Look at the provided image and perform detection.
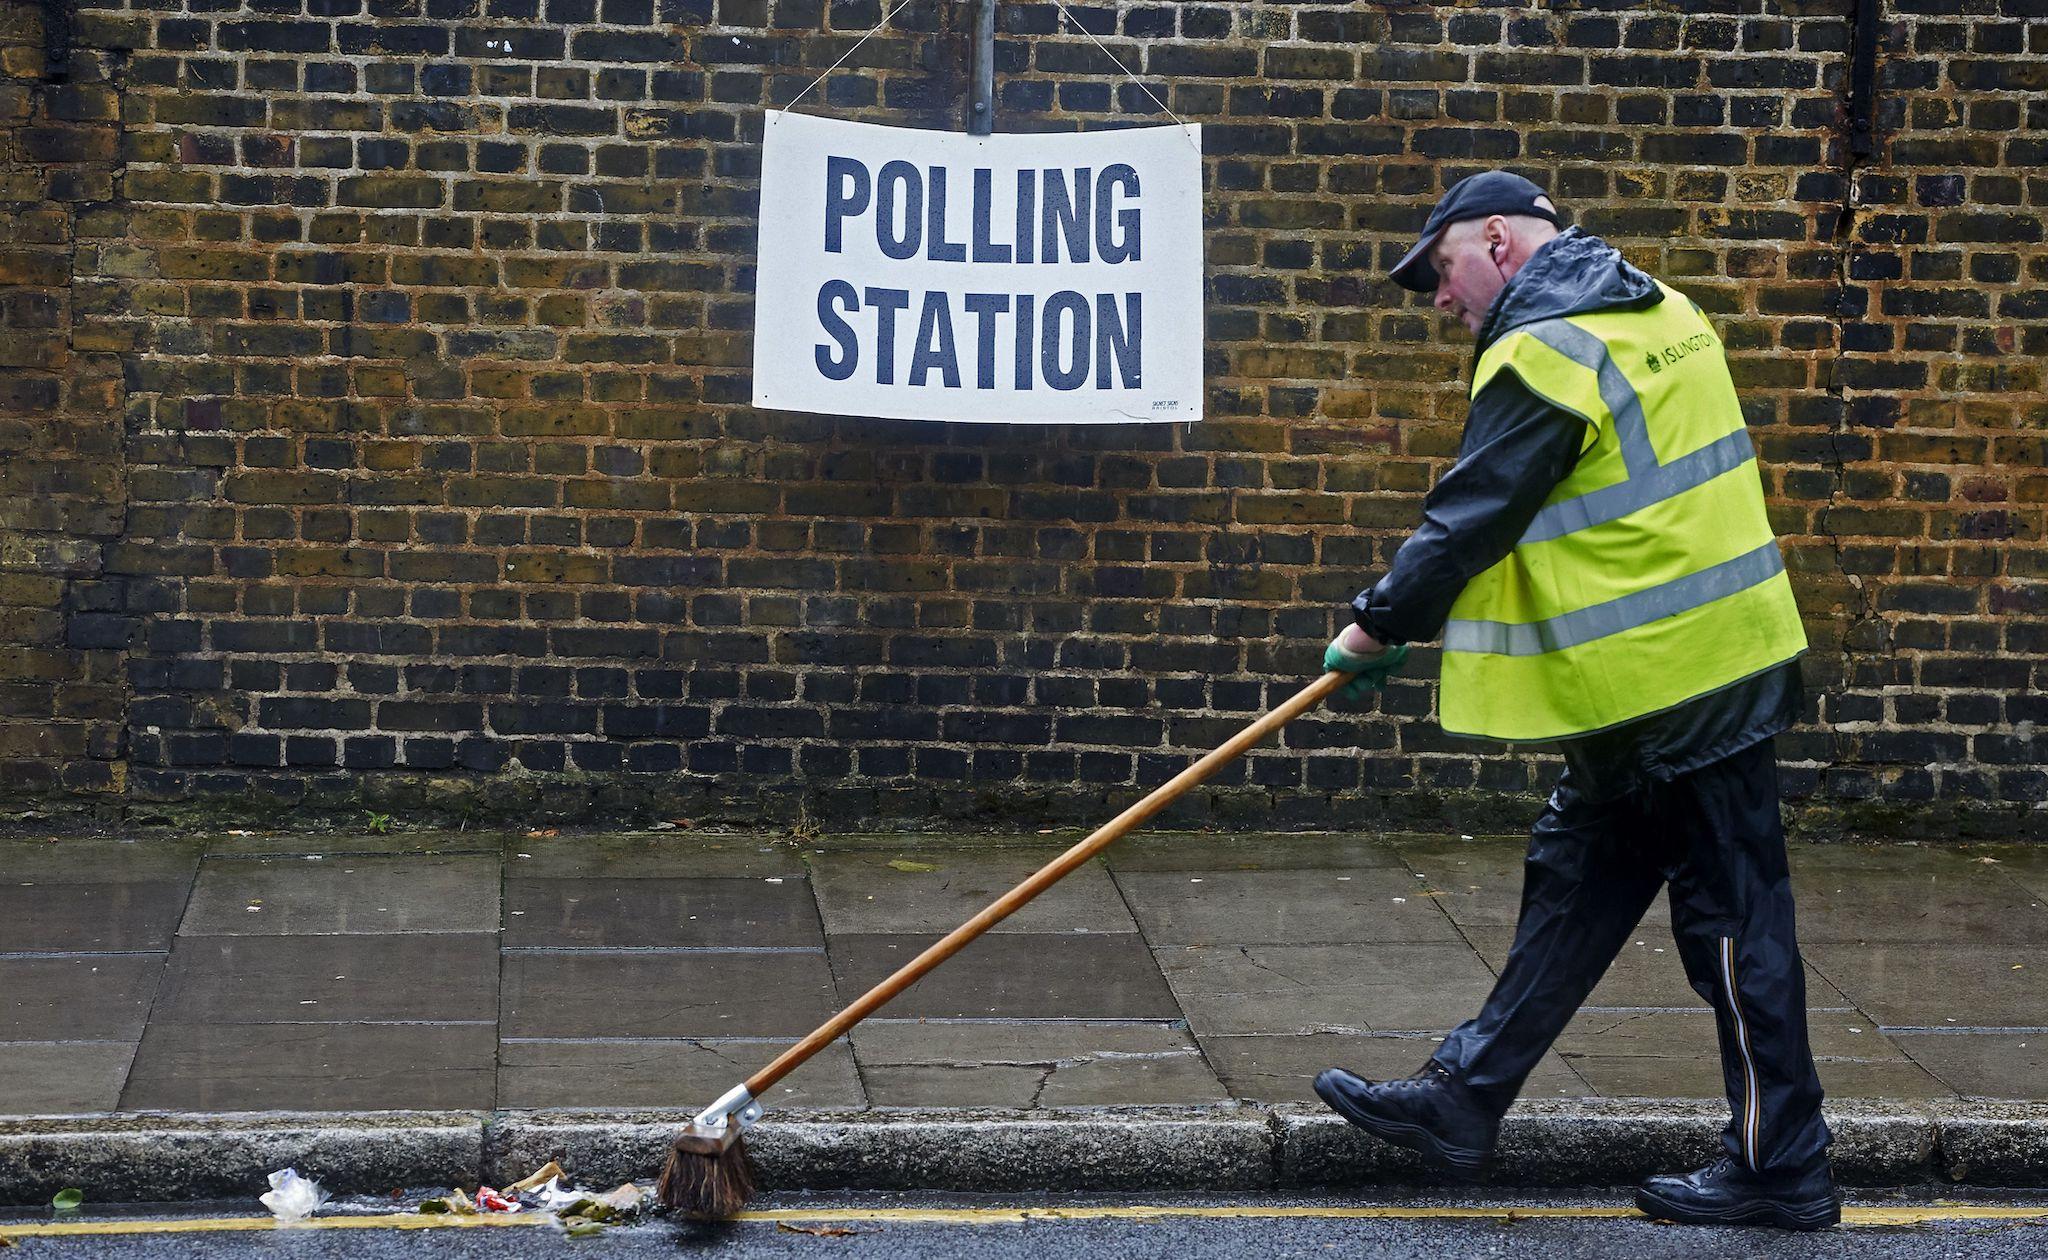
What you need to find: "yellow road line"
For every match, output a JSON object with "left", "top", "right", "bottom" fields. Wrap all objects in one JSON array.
[
  {"left": 0, "top": 1212, "right": 556, "bottom": 1239},
  {"left": 3, "top": 1202, "right": 2044, "bottom": 1240},
  {"left": 1848, "top": 1206, "right": 2048, "bottom": 1227},
  {"left": 740, "top": 1204, "right": 2048, "bottom": 1227},
  {"left": 749, "top": 1206, "right": 1648, "bottom": 1224}
]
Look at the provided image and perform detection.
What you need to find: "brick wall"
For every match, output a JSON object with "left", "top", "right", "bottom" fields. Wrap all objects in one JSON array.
[
  {"left": 0, "top": 0, "right": 127, "bottom": 817},
  {"left": 6, "top": 0, "right": 2042, "bottom": 837}
]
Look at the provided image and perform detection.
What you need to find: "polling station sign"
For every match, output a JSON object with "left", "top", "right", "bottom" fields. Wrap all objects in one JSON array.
[{"left": 752, "top": 111, "right": 1203, "bottom": 424}]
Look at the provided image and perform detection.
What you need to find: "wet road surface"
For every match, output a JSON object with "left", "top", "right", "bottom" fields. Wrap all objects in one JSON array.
[{"left": 7, "top": 1189, "right": 2048, "bottom": 1259}]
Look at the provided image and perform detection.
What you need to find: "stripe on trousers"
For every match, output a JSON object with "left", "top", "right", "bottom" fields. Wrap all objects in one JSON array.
[{"left": 1721, "top": 936, "right": 1761, "bottom": 1172}]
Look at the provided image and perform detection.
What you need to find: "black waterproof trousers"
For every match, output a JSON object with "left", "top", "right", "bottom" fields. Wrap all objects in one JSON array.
[{"left": 1431, "top": 736, "right": 1832, "bottom": 1176}]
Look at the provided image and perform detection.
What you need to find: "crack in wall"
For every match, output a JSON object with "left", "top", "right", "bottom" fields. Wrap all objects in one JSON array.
[{"left": 1819, "top": 0, "right": 1896, "bottom": 698}]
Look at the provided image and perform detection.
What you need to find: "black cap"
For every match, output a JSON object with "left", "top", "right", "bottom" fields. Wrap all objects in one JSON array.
[{"left": 1389, "top": 172, "right": 1562, "bottom": 292}]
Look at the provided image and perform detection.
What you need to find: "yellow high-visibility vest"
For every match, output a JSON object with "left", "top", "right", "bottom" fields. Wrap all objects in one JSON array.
[{"left": 1439, "top": 282, "right": 1807, "bottom": 742}]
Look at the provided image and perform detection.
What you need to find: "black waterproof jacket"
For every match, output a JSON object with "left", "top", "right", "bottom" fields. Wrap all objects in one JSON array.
[{"left": 1349, "top": 228, "right": 1802, "bottom": 802}]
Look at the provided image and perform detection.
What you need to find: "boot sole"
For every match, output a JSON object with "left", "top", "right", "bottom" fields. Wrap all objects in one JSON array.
[
  {"left": 1634, "top": 1185, "right": 1841, "bottom": 1232},
  {"left": 1312, "top": 1074, "right": 1490, "bottom": 1180}
]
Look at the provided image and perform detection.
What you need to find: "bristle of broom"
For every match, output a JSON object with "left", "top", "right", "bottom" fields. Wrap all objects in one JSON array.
[{"left": 656, "top": 1133, "right": 756, "bottom": 1220}]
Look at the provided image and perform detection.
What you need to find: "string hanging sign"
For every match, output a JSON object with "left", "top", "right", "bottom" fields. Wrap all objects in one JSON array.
[{"left": 753, "top": 111, "right": 1204, "bottom": 424}]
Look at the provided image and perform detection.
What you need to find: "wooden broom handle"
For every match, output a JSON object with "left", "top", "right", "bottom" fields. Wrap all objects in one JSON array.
[{"left": 745, "top": 668, "right": 1351, "bottom": 1096}]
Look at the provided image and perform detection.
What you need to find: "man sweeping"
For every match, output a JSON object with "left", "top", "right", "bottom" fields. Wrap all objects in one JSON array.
[{"left": 1314, "top": 172, "right": 1838, "bottom": 1231}]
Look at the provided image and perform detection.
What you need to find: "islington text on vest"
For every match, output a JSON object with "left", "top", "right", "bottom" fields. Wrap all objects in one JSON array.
[{"left": 812, "top": 158, "right": 1144, "bottom": 392}]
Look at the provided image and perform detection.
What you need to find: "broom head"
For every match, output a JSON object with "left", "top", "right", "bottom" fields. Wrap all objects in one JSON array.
[{"left": 656, "top": 1117, "right": 757, "bottom": 1220}]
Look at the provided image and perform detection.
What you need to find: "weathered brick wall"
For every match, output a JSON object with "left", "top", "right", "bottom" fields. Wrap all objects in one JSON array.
[
  {"left": 0, "top": 0, "right": 127, "bottom": 816},
  {"left": 10, "top": 0, "right": 2044, "bottom": 836}
]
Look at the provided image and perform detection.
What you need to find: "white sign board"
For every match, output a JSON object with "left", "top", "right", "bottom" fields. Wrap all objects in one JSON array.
[{"left": 753, "top": 111, "right": 1203, "bottom": 424}]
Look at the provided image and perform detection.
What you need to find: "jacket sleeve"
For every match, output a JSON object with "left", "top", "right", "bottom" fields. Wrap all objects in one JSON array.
[{"left": 1349, "top": 371, "right": 1591, "bottom": 646}]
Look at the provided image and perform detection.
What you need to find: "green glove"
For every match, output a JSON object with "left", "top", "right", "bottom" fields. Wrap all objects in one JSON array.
[{"left": 1323, "top": 640, "right": 1410, "bottom": 702}]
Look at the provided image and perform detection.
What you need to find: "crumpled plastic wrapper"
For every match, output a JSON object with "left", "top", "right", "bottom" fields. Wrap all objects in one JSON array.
[
  {"left": 259, "top": 1168, "right": 329, "bottom": 1222},
  {"left": 475, "top": 1187, "right": 521, "bottom": 1213}
]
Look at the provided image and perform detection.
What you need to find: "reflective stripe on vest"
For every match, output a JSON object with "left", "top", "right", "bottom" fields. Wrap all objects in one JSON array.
[
  {"left": 1511, "top": 317, "right": 1759, "bottom": 544},
  {"left": 1443, "top": 540, "right": 1786, "bottom": 657},
  {"left": 1517, "top": 318, "right": 1658, "bottom": 478},
  {"left": 1520, "top": 428, "right": 1756, "bottom": 544}
]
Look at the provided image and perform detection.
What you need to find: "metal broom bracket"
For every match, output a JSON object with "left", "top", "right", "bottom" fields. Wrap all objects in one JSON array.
[{"left": 694, "top": 1083, "right": 764, "bottom": 1135}]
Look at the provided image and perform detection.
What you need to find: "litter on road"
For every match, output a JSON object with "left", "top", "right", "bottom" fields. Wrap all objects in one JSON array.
[{"left": 257, "top": 1169, "right": 326, "bottom": 1222}]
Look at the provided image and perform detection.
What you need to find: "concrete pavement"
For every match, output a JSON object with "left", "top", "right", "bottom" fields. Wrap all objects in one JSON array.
[{"left": 2, "top": 827, "right": 2046, "bottom": 1202}]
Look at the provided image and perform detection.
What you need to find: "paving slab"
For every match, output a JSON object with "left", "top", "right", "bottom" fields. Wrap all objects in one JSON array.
[
  {"left": 496, "top": 1037, "right": 863, "bottom": 1110},
  {"left": 1390, "top": 834, "right": 1676, "bottom": 930},
  {"left": 827, "top": 932, "right": 1180, "bottom": 1020},
  {"left": 505, "top": 834, "right": 808, "bottom": 879},
  {"left": 0, "top": 1043, "right": 135, "bottom": 1115},
  {"left": 179, "top": 853, "right": 500, "bottom": 935},
  {"left": 810, "top": 832, "right": 1065, "bottom": 850},
  {"left": 1808, "top": 1059, "right": 1963, "bottom": 1099},
  {"left": 0, "top": 837, "right": 202, "bottom": 881},
  {"left": 1803, "top": 942, "right": 2048, "bottom": 1029},
  {"left": 1564, "top": 1049, "right": 1957, "bottom": 1101},
  {"left": 121, "top": 1021, "right": 497, "bottom": 1111},
  {"left": 849, "top": 1019, "right": 1227, "bottom": 1108},
  {"left": 0, "top": 954, "right": 163, "bottom": 1041},
  {"left": 1113, "top": 866, "right": 1467, "bottom": 946},
  {"left": 1891, "top": 1032, "right": 2048, "bottom": 1101},
  {"left": 1556, "top": 1008, "right": 1913, "bottom": 1062},
  {"left": 808, "top": 848, "right": 1133, "bottom": 935},
  {"left": 1199, "top": 1031, "right": 1585, "bottom": 1103},
  {"left": 1554, "top": 1010, "right": 1955, "bottom": 1100},
  {"left": 1102, "top": 832, "right": 1409, "bottom": 872},
  {"left": 0, "top": 839, "right": 199, "bottom": 958},
  {"left": 1465, "top": 926, "right": 1702, "bottom": 1008},
  {"left": 1972, "top": 845, "right": 2048, "bottom": 903},
  {"left": 153, "top": 933, "right": 497, "bottom": 1024},
  {"left": 0, "top": 882, "right": 190, "bottom": 952},
  {"left": 1792, "top": 842, "right": 2048, "bottom": 945},
  {"left": 503, "top": 875, "right": 824, "bottom": 948},
  {"left": 1463, "top": 925, "right": 1859, "bottom": 1011},
  {"left": 500, "top": 948, "right": 840, "bottom": 1038},
  {"left": 198, "top": 830, "right": 504, "bottom": 857},
  {"left": 1155, "top": 942, "right": 1502, "bottom": 1036}
]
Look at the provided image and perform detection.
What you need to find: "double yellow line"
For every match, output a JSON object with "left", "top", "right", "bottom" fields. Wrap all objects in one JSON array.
[
  {"left": 748, "top": 1204, "right": 2048, "bottom": 1228},
  {"left": 5, "top": 1202, "right": 2046, "bottom": 1239},
  {"left": 0, "top": 1212, "right": 557, "bottom": 1239}
]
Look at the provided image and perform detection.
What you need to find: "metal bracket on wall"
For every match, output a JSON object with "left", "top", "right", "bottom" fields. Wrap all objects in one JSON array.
[
  {"left": 39, "top": 0, "right": 71, "bottom": 82},
  {"left": 968, "top": 0, "right": 996, "bottom": 135}
]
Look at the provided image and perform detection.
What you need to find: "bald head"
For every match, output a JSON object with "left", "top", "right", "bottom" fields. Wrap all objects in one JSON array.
[{"left": 1428, "top": 214, "right": 1561, "bottom": 334}]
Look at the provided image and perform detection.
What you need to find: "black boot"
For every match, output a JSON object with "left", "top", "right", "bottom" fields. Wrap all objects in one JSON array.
[
  {"left": 1312, "top": 1062, "right": 1498, "bottom": 1179},
  {"left": 1635, "top": 1156, "right": 1841, "bottom": 1231}
]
